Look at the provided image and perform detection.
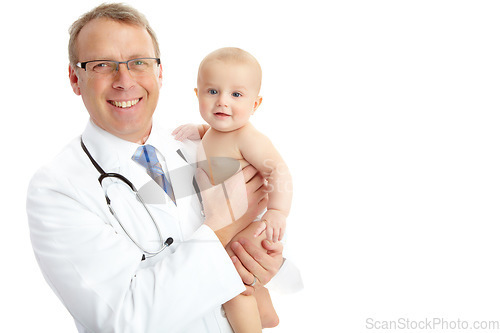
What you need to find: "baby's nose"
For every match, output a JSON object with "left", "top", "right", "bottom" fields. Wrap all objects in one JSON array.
[{"left": 216, "top": 95, "right": 229, "bottom": 107}]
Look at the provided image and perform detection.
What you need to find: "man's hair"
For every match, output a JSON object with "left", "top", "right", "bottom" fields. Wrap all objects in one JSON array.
[{"left": 68, "top": 3, "right": 160, "bottom": 65}]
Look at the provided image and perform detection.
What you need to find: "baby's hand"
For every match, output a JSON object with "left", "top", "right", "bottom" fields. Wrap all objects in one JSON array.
[
  {"left": 254, "top": 209, "right": 287, "bottom": 242},
  {"left": 172, "top": 124, "right": 202, "bottom": 141}
]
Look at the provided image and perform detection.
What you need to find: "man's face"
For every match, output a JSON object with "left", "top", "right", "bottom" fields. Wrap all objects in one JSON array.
[{"left": 69, "top": 18, "right": 162, "bottom": 143}]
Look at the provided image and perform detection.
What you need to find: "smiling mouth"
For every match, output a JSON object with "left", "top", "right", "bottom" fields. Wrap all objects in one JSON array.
[
  {"left": 215, "top": 112, "right": 230, "bottom": 117},
  {"left": 109, "top": 98, "right": 141, "bottom": 108}
]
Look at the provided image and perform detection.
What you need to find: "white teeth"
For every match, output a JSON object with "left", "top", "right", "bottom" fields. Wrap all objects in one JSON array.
[{"left": 111, "top": 99, "right": 140, "bottom": 108}]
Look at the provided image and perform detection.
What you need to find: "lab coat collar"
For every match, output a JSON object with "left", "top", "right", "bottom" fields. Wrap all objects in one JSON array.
[{"left": 81, "top": 120, "right": 141, "bottom": 173}]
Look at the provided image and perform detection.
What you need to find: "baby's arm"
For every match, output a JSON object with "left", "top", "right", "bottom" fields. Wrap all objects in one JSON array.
[
  {"left": 238, "top": 126, "right": 293, "bottom": 242},
  {"left": 172, "top": 123, "right": 210, "bottom": 141}
]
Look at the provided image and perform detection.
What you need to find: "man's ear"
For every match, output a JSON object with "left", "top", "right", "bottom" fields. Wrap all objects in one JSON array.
[
  {"left": 69, "top": 64, "right": 81, "bottom": 96},
  {"left": 252, "top": 96, "right": 263, "bottom": 114},
  {"left": 194, "top": 88, "right": 198, "bottom": 97},
  {"left": 158, "top": 64, "right": 163, "bottom": 88}
]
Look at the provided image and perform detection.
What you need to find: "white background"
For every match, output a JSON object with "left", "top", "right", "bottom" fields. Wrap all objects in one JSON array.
[{"left": 2, "top": 0, "right": 500, "bottom": 332}]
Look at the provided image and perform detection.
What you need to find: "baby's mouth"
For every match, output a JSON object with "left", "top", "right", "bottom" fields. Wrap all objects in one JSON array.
[{"left": 109, "top": 98, "right": 141, "bottom": 108}]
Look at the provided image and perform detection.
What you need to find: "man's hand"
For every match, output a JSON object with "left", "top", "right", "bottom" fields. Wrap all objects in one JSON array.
[
  {"left": 196, "top": 167, "right": 247, "bottom": 229},
  {"left": 230, "top": 236, "right": 284, "bottom": 295},
  {"left": 197, "top": 165, "right": 268, "bottom": 245}
]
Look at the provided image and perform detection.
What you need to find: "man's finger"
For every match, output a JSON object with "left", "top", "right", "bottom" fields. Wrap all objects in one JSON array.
[
  {"left": 230, "top": 240, "right": 266, "bottom": 281},
  {"left": 231, "top": 256, "right": 255, "bottom": 286},
  {"left": 241, "top": 165, "right": 258, "bottom": 183},
  {"left": 246, "top": 181, "right": 268, "bottom": 210},
  {"left": 246, "top": 174, "right": 266, "bottom": 195},
  {"left": 231, "top": 256, "right": 256, "bottom": 296}
]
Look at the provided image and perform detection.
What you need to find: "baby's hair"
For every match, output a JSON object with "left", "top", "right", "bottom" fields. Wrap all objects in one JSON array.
[
  {"left": 205, "top": 47, "right": 258, "bottom": 64},
  {"left": 198, "top": 47, "right": 262, "bottom": 92}
]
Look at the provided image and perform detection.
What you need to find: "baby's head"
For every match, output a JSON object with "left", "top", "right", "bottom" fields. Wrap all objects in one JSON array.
[{"left": 195, "top": 47, "right": 263, "bottom": 132}]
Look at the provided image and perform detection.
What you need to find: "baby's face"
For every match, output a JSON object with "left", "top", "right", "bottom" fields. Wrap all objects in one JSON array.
[{"left": 196, "top": 59, "right": 262, "bottom": 132}]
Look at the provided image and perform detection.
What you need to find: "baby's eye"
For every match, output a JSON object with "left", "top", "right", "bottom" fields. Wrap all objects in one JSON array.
[
  {"left": 232, "top": 92, "right": 242, "bottom": 97},
  {"left": 208, "top": 89, "right": 218, "bottom": 95}
]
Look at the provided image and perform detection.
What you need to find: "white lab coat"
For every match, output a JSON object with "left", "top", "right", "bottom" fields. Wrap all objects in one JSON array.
[{"left": 27, "top": 120, "right": 247, "bottom": 332}]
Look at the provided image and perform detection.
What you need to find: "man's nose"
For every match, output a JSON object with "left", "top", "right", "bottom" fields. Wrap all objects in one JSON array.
[{"left": 112, "top": 63, "right": 135, "bottom": 90}]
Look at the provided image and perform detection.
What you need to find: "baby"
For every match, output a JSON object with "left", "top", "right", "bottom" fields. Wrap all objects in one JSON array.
[{"left": 173, "top": 47, "right": 292, "bottom": 332}]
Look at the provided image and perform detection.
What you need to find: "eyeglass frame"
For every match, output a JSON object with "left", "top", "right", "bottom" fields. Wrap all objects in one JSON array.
[{"left": 76, "top": 57, "right": 161, "bottom": 73}]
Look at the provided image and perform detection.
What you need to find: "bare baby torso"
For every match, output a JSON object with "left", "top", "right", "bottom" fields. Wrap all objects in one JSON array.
[{"left": 198, "top": 127, "right": 250, "bottom": 185}]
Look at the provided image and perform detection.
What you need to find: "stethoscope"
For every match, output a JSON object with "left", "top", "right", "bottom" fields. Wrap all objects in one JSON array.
[{"left": 81, "top": 137, "right": 173, "bottom": 260}]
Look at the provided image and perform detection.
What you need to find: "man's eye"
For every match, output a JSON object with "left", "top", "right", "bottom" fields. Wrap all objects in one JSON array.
[
  {"left": 132, "top": 60, "right": 145, "bottom": 66},
  {"left": 94, "top": 62, "right": 111, "bottom": 68},
  {"left": 90, "top": 62, "right": 114, "bottom": 72},
  {"left": 209, "top": 89, "right": 218, "bottom": 95},
  {"left": 232, "top": 92, "right": 242, "bottom": 97}
]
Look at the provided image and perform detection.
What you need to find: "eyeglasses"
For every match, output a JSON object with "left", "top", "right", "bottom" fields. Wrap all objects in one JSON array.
[{"left": 76, "top": 57, "right": 161, "bottom": 76}]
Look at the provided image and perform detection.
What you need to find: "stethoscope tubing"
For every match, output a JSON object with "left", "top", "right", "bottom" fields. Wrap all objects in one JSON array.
[{"left": 80, "top": 137, "right": 173, "bottom": 258}]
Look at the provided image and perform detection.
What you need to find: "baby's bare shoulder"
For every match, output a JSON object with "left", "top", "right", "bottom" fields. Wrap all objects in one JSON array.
[{"left": 236, "top": 123, "right": 267, "bottom": 141}]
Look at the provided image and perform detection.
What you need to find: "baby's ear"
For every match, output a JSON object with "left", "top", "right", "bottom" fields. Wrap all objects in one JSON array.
[
  {"left": 252, "top": 96, "right": 263, "bottom": 113},
  {"left": 194, "top": 88, "right": 198, "bottom": 97}
]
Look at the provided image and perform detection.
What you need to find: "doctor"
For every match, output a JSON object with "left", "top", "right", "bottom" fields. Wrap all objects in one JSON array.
[{"left": 27, "top": 3, "right": 300, "bottom": 332}]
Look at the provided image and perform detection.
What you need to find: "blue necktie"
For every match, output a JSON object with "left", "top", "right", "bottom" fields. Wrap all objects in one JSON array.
[{"left": 132, "top": 145, "right": 176, "bottom": 204}]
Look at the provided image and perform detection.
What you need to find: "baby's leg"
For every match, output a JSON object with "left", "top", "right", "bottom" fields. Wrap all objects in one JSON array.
[
  {"left": 255, "top": 287, "right": 279, "bottom": 328},
  {"left": 223, "top": 293, "right": 261, "bottom": 332},
  {"left": 223, "top": 222, "right": 279, "bottom": 331},
  {"left": 224, "top": 230, "right": 261, "bottom": 333}
]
